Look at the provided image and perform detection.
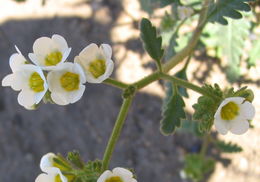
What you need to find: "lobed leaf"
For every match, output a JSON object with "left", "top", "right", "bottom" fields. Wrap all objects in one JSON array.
[
  {"left": 160, "top": 83, "right": 186, "bottom": 135},
  {"left": 215, "top": 140, "right": 243, "bottom": 153},
  {"left": 207, "top": 0, "right": 253, "bottom": 25},
  {"left": 140, "top": 18, "right": 164, "bottom": 69}
]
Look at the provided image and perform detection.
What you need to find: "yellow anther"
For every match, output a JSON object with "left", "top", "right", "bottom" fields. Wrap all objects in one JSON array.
[
  {"left": 29, "top": 72, "right": 44, "bottom": 92},
  {"left": 88, "top": 59, "right": 106, "bottom": 78},
  {"left": 45, "top": 51, "right": 62, "bottom": 66},
  {"left": 220, "top": 101, "right": 239, "bottom": 120},
  {"left": 105, "top": 176, "right": 123, "bottom": 182},
  {"left": 60, "top": 72, "right": 80, "bottom": 91}
]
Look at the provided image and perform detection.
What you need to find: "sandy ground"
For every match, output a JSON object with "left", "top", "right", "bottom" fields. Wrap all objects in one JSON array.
[{"left": 0, "top": 0, "right": 259, "bottom": 182}]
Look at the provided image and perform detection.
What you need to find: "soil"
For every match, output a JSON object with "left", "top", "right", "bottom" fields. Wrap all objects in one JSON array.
[{"left": 0, "top": 0, "right": 259, "bottom": 182}]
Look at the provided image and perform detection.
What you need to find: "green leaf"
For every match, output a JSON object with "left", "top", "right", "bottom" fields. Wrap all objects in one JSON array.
[
  {"left": 215, "top": 140, "right": 243, "bottom": 153},
  {"left": 247, "top": 38, "right": 260, "bottom": 68},
  {"left": 175, "top": 64, "right": 189, "bottom": 98},
  {"left": 184, "top": 154, "right": 215, "bottom": 182},
  {"left": 160, "top": 83, "right": 186, "bottom": 135},
  {"left": 207, "top": 0, "right": 253, "bottom": 25},
  {"left": 67, "top": 151, "right": 85, "bottom": 169},
  {"left": 220, "top": 18, "right": 250, "bottom": 82},
  {"left": 192, "top": 84, "right": 223, "bottom": 132},
  {"left": 140, "top": 18, "right": 164, "bottom": 70}
]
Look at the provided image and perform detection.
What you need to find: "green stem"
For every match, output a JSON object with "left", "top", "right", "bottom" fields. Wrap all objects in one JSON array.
[
  {"left": 104, "top": 78, "right": 129, "bottom": 89},
  {"left": 160, "top": 73, "right": 220, "bottom": 100},
  {"left": 132, "top": 72, "right": 161, "bottom": 90},
  {"left": 101, "top": 97, "right": 133, "bottom": 171},
  {"left": 162, "top": 0, "right": 210, "bottom": 73},
  {"left": 200, "top": 134, "right": 210, "bottom": 157}
]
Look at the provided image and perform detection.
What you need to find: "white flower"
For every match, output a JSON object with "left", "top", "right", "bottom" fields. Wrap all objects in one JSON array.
[
  {"left": 40, "top": 153, "right": 58, "bottom": 173},
  {"left": 214, "top": 97, "right": 255, "bottom": 135},
  {"left": 97, "top": 167, "right": 137, "bottom": 182},
  {"left": 47, "top": 62, "right": 86, "bottom": 105},
  {"left": 2, "top": 46, "right": 27, "bottom": 90},
  {"left": 2, "top": 64, "right": 48, "bottom": 108},
  {"left": 35, "top": 168, "right": 67, "bottom": 182},
  {"left": 29, "top": 34, "right": 71, "bottom": 70},
  {"left": 74, "top": 43, "right": 114, "bottom": 83},
  {"left": 177, "top": 6, "right": 194, "bottom": 20}
]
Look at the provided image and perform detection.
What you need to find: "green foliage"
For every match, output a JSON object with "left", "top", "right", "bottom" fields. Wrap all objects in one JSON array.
[
  {"left": 140, "top": 0, "right": 180, "bottom": 14},
  {"left": 220, "top": 18, "right": 250, "bottom": 82},
  {"left": 67, "top": 151, "right": 85, "bottom": 169},
  {"left": 207, "top": 0, "right": 253, "bottom": 25},
  {"left": 247, "top": 37, "right": 260, "bottom": 68},
  {"left": 192, "top": 84, "right": 223, "bottom": 132},
  {"left": 175, "top": 62, "right": 189, "bottom": 98},
  {"left": 75, "top": 160, "right": 102, "bottom": 182},
  {"left": 160, "top": 83, "right": 186, "bottom": 135},
  {"left": 161, "top": 12, "right": 176, "bottom": 32},
  {"left": 224, "top": 86, "right": 254, "bottom": 102},
  {"left": 215, "top": 140, "right": 243, "bottom": 153},
  {"left": 202, "top": 18, "right": 250, "bottom": 82},
  {"left": 184, "top": 154, "right": 215, "bottom": 182},
  {"left": 178, "top": 119, "right": 204, "bottom": 137},
  {"left": 140, "top": 18, "right": 164, "bottom": 70}
]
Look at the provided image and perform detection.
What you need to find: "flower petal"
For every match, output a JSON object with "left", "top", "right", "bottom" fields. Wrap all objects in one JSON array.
[
  {"left": 100, "top": 44, "right": 112, "bottom": 59},
  {"left": 9, "top": 52, "right": 26, "bottom": 72},
  {"left": 230, "top": 119, "right": 249, "bottom": 135},
  {"left": 51, "top": 92, "right": 69, "bottom": 106},
  {"left": 79, "top": 43, "right": 99, "bottom": 60},
  {"left": 18, "top": 90, "right": 35, "bottom": 108},
  {"left": 113, "top": 167, "right": 133, "bottom": 178},
  {"left": 33, "top": 37, "right": 58, "bottom": 56},
  {"left": 52, "top": 34, "right": 69, "bottom": 52},
  {"left": 35, "top": 173, "right": 54, "bottom": 182},
  {"left": 40, "top": 153, "right": 56, "bottom": 172},
  {"left": 97, "top": 170, "right": 113, "bottom": 182},
  {"left": 214, "top": 118, "right": 229, "bottom": 135},
  {"left": 240, "top": 101, "right": 255, "bottom": 120},
  {"left": 67, "top": 85, "right": 85, "bottom": 104}
]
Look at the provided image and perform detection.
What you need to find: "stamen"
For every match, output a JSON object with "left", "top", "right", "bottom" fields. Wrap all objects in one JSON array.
[
  {"left": 60, "top": 72, "right": 80, "bottom": 91},
  {"left": 220, "top": 101, "right": 239, "bottom": 120},
  {"left": 45, "top": 51, "right": 62, "bottom": 66},
  {"left": 88, "top": 59, "right": 106, "bottom": 78},
  {"left": 29, "top": 72, "right": 44, "bottom": 92},
  {"left": 105, "top": 176, "right": 123, "bottom": 182}
]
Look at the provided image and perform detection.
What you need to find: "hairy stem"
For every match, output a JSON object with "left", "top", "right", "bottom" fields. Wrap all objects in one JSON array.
[
  {"left": 101, "top": 97, "right": 133, "bottom": 171},
  {"left": 104, "top": 78, "right": 129, "bottom": 89},
  {"left": 160, "top": 73, "right": 220, "bottom": 100}
]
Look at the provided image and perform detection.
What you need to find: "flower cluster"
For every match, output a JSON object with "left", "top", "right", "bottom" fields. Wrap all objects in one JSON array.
[
  {"left": 35, "top": 153, "right": 137, "bottom": 182},
  {"left": 2, "top": 35, "right": 114, "bottom": 109}
]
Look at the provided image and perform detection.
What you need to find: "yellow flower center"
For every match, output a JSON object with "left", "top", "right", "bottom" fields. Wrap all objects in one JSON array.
[
  {"left": 220, "top": 101, "right": 239, "bottom": 120},
  {"left": 29, "top": 72, "right": 44, "bottom": 92},
  {"left": 88, "top": 59, "right": 106, "bottom": 78},
  {"left": 105, "top": 176, "right": 123, "bottom": 182},
  {"left": 55, "top": 175, "right": 62, "bottom": 182},
  {"left": 45, "top": 51, "right": 62, "bottom": 66},
  {"left": 60, "top": 72, "right": 80, "bottom": 91}
]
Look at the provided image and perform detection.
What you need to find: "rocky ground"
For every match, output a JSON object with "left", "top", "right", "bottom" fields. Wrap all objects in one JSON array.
[{"left": 0, "top": 0, "right": 259, "bottom": 182}]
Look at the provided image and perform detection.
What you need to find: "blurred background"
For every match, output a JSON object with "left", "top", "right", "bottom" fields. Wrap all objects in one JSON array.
[{"left": 0, "top": 0, "right": 259, "bottom": 182}]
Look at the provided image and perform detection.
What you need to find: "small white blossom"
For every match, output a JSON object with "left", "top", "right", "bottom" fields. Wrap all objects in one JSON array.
[
  {"left": 40, "top": 153, "right": 58, "bottom": 173},
  {"left": 177, "top": 6, "right": 194, "bottom": 20},
  {"left": 2, "top": 64, "right": 48, "bottom": 108},
  {"left": 29, "top": 34, "right": 71, "bottom": 70},
  {"left": 35, "top": 168, "right": 67, "bottom": 182},
  {"left": 2, "top": 46, "right": 27, "bottom": 90},
  {"left": 47, "top": 62, "right": 86, "bottom": 105},
  {"left": 74, "top": 43, "right": 114, "bottom": 83},
  {"left": 214, "top": 97, "right": 255, "bottom": 135},
  {"left": 98, "top": 167, "right": 137, "bottom": 182}
]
